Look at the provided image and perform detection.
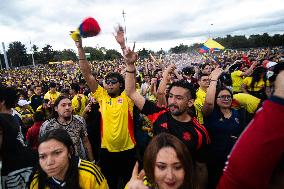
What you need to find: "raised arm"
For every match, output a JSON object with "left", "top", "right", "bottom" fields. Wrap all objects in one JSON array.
[
  {"left": 114, "top": 26, "right": 146, "bottom": 110},
  {"left": 202, "top": 68, "right": 223, "bottom": 117},
  {"left": 75, "top": 38, "right": 98, "bottom": 93},
  {"left": 156, "top": 64, "right": 175, "bottom": 107},
  {"left": 240, "top": 61, "right": 257, "bottom": 77}
]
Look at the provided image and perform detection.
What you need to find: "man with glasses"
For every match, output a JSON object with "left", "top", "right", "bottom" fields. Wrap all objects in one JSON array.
[{"left": 75, "top": 37, "right": 136, "bottom": 189}]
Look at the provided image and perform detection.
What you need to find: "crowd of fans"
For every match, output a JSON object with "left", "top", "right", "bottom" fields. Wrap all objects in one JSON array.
[{"left": 0, "top": 28, "right": 284, "bottom": 189}]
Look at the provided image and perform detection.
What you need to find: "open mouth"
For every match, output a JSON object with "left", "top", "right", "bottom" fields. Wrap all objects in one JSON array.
[{"left": 165, "top": 181, "right": 176, "bottom": 187}]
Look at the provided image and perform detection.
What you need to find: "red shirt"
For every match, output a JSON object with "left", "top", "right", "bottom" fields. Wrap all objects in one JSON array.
[
  {"left": 217, "top": 96, "right": 284, "bottom": 189},
  {"left": 26, "top": 121, "right": 43, "bottom": 150}
]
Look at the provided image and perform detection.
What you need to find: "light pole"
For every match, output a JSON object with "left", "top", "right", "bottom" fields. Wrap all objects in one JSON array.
[
  {"left": 209, "top": 23, "right": 213, "bottom": 38},
  {"left": 29, "top": 38, "right": 35, "bottom": 67},
  {"left": 122, "top": 10, "right": 127, "bottom": 43}
]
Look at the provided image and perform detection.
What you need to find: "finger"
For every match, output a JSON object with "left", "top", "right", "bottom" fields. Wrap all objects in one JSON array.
[
  {"left": 132, "top": 41, "right": 136, "bottom": 52},
  {"left": 131, "top": 161, "right": 139, "bottom": 179},
  {"left": 137, "top": 169, "right": 145, "bottom": 180},
  {"left": 118, "top": 25, "right": 124, "bottom": 32}
]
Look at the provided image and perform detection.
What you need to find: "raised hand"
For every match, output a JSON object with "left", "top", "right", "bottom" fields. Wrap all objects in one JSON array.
[
  {"left": 75, "top": 36, "right": 83, "bottom": 49},
  {"left": 126, "top": 162, "right": 148, "bottom": 189},
  {"left": 124, "top": 43, "right": 138, "bottom": 65},
  {"left": 114, "top": 24, "right": 126, "bottom": 47},
  {"left": 210, "top": 67, "right": 223, "bottom": 80}
]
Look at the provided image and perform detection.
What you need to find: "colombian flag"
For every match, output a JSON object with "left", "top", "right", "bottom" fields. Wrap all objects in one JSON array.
[{"left": 204, "top": 38, "right": 225, "bottom": 50}]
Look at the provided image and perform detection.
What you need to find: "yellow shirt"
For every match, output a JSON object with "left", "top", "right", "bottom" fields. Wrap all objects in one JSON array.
[
  {"left": 194, "top": 88, "right": 206, "bottom": 124},
  {"left": 44, "top": 91, "right": 61, "bottom": 103},
  {"left": 92, "top": 85, "right": 135, "bottom": 152},
  {"left": 233, "top": 93, "right": 261, "bottom": 113},
  {"left": 231, "top": 70, "right": 244, "bottom": 93},
  {"left": 243, "top": 77, "right": 269, "bottom": 92},
  {"left": 72, "top": 94, "right": 88, "bottom": 116},
  {"left": 29, "top": 159, "right": 109, "bottom": 189}
]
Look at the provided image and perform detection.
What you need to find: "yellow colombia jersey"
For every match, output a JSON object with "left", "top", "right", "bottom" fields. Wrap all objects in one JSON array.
[
  {"left": 233, "top": 93, "right": 261, "bottom": 114},
  {"left": 92, "top": 85, "right": 135, "bottom": 152},
  {"left": 194, "top": 88, "right": 206, "bottom": 124},
  {"left": 243, "top": 77, "right": 269, "bottom": 92},
  {"left": 72, "top": 94, "right": 88, "bottom": 116},
  {"left": 231, "top": 70, "right": 244, "bottom": 93},
  {"left": 44, "top": 91, "right": 61, "bottom": 103},
  {"left": 29, "top": 159, "right": 109, "bottom": 189}
]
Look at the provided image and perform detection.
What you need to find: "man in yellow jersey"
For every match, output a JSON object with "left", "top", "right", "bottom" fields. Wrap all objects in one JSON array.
[
  {"left": 70, "top": 83, "right": 88, "bottom": 116},
  {"left": 230, "top": 60, "right": 257, "bottom": 94},
  {"left": 194, "top": 73, "right": 210, "bottom": 124},
  {"left": 44, "top": 82, "right": 61, "bottom": 105},
  {"left": 75, "top": 37, "right": 136, "bottom": 189}
]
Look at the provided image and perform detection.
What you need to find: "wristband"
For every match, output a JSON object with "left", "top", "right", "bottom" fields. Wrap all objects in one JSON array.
[
  {"left": 210, "top": 79, "right": 218, "bottom": 82},
  {"left": 126, "top": 70, "right": 136, "bottom": 73},
  {"left": 79, "top": 58, "right": 86, "bottom": 61},
  {"left": 121, "top": 46, "right": 126, "bottom": 50}
]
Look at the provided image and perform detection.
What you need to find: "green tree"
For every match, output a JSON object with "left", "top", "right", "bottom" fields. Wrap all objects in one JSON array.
[
  {"left": 105, "top": 49, "right": 122, "bottom": 60},
  {"left": 7, "top": 41, "right": 29, "bottom": 67},
  {"left": 38, "top": 44, "right": 55, "bottom": 64},
  {"left": 137, "top": 48, "right": 153, "bottom": 60},
  {"left": 169, "top": 44, "right": 190, "bottom": 53},
  {"left": 61, "top": 49, "right": 77, "bottom": 61}
]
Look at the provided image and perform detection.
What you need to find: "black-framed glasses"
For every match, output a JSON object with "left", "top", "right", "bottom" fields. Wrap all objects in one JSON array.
[
  {"left": 105, "top": 79, "right": 119, "bottom": 85},
  {"left": 217, "top": 95, "right": 232, "bottom": 100}
]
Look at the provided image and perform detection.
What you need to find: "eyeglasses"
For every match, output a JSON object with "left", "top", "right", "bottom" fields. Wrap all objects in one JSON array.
[
  {"left": 217, "top": 95, "right": 232, "bottom": 100},
  {"left": 105, "top": 79, "right": 119, "bottom": 85}
]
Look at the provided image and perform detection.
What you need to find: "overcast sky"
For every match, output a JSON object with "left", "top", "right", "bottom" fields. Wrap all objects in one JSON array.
[{"left": 1, "top": 0, "right": 284, "bottom": 53}]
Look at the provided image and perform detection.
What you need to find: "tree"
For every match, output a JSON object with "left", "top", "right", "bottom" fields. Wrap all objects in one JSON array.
[
  {"left": 137, "top": 48, "right": 153, "bottom": 60},
  {"left": 38, "top": 44, "right": 55, "bottom": 64},
  {"left": 105, "top": 49, "right": 122, "bottom": 60},
  {"left": 61, "top": 49, "right": 77, "bottom": 61},
  {"left": 169, "top": 44, "right": 190, "bottom": 54},
  {"left": 83, "top": 46, "right": 104, "bottom": 61},
  {"left": 7, "top": 41, "right": 29, "bottom": 67}
]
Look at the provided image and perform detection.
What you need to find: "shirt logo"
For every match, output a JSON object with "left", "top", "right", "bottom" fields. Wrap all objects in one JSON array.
[
  {"left": 235, "top": 118, "right": 240, "bottom": 124},
  {"left": 117, "top": 98, "right": 123, "bottom": 104},
  {"left": 160, "top": 122, "right": 168, "bottom": 129},
  {"left": 183, "top": 132, "right": 192, "bottom": 141}
]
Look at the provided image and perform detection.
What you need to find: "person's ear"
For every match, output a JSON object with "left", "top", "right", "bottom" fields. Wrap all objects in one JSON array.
[
  {"left": 54, "top": 106, "right": 58, "bottom": 112},
  {"left": 188, "top": 99, "right": 194, "bottom": 108}
]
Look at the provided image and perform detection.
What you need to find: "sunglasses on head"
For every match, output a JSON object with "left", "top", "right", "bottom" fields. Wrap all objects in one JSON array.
[{"left": 105, "top": 79, "right": 119, "bottom": 85}]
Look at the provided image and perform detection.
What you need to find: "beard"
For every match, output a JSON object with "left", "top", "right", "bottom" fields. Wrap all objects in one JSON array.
[{"left": 168, "top": 104, "right": 185, "bottom": 116}]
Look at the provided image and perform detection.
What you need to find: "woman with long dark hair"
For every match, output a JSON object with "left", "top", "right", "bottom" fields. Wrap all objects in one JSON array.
[
  {"left": 241, "top": 66, "right": 268, "bottom": 101},
  {"left": 202, "top": 68, "right": 244, "bottom": 189},
  {"left": 29, "top": 128, "right": 109, "bottom": 189}
]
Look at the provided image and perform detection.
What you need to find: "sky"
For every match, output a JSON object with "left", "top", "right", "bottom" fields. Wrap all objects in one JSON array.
[{"left": 1, "top": 0, "right": 284, "bottom": 53}]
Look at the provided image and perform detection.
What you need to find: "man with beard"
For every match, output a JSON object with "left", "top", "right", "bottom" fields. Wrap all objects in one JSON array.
[
  {"left": 117, "top": 30, "right": 210, "bottom": 189},
  {"left": 75, "top": 37, "right": 136, "bottom": 189},
  {"left": 39, "top": 95, "right": 94, "bottom": 161}
]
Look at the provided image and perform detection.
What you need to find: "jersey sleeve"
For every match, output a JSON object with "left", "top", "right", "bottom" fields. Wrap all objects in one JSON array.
[
  {"left": 91, "top": 85, "right": 108, "bottom": 101},
  {"left": 79, "top": 159, "right": 109, "bottom": 189}
]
